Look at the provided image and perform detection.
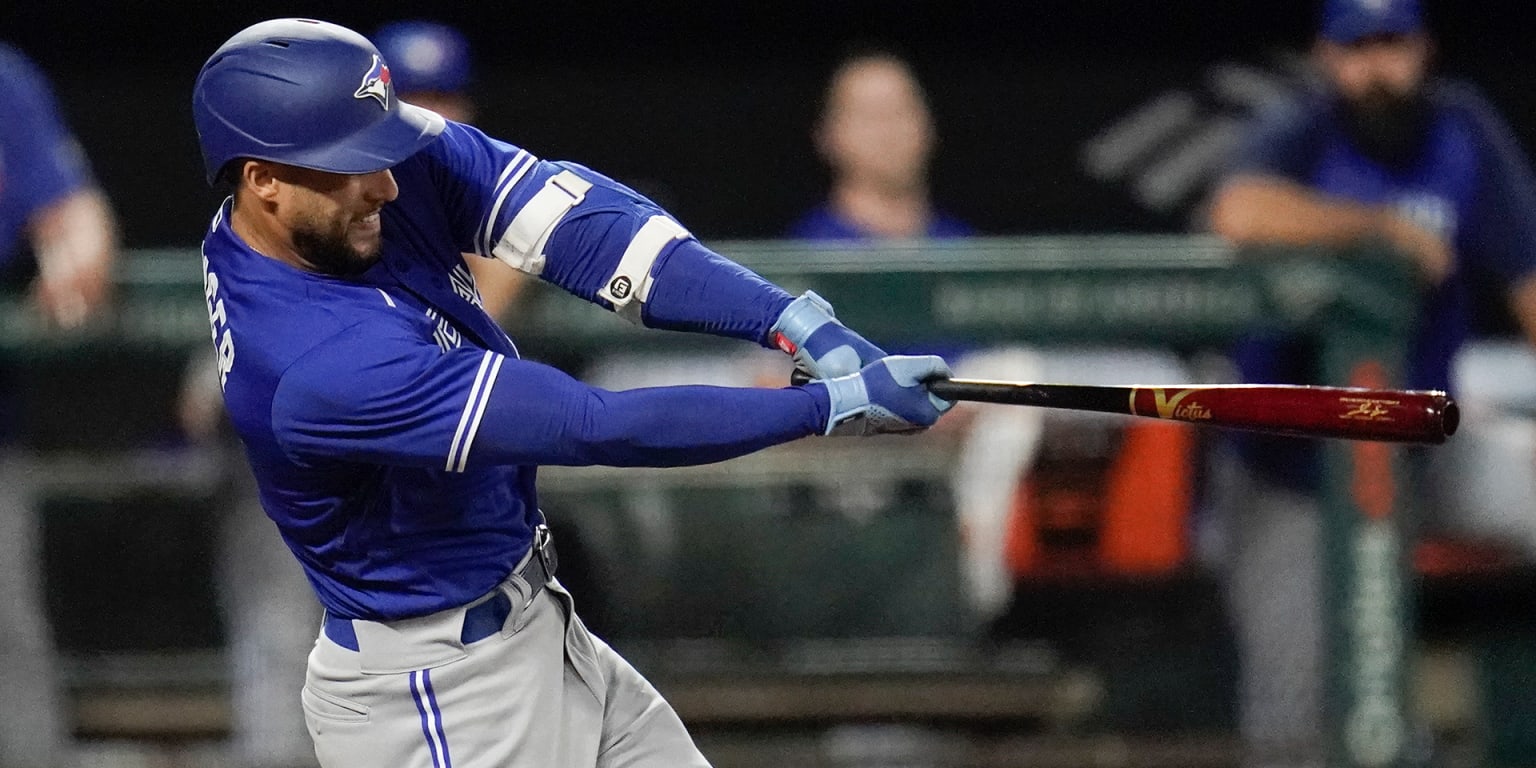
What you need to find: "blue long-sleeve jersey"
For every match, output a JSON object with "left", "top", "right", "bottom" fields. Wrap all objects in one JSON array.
[{"left": 201, "top": 121, "right": 829, "bottom": 620}]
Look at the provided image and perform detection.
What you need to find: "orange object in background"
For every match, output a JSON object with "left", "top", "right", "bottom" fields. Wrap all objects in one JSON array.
[{"left": 1004, "top": 418, "right": 1195, "bottom": 579}]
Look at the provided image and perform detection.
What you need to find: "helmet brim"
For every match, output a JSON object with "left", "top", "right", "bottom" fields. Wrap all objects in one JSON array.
[{"left": 210, "top": 101, "right": 446, "bottom": 184}]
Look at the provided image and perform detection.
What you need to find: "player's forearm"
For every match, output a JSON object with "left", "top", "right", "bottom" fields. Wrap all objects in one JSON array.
[
  {"left": 638, "top": 238, "right": 794, "bottom": 344},
  {"left": 545, "top": 384, "right": 827, "bottom": 467},
  {"left": 539, "top": 212, "right": 792, "bottom": 344},
  {"left": 1209, "top": 176, "right": 1393, "bottom": 248},
  {"left": 470, "top": 360, "right": 828, "bottom": 468}
]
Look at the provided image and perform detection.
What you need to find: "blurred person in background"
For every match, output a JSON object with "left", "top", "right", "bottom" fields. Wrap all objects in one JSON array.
[
  {"left": 790, "top": 47, "right": 973, "bottom": 241},
  {"left": 791, "top": 46, "right": 1081, "bottom": 633},
  {"left": 1206, "top": 0, "right": 1536, "bottom": 764},
  {"left": 0, "top": 41, "right": 118, "bottom": 768}
]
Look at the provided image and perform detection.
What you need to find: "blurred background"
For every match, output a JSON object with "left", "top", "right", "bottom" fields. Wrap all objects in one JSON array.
[{"left": 3, "top": 1, "right": 1536, "bottom": 767}]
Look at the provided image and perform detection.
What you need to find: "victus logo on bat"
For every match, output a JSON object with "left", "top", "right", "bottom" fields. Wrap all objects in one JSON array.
[{"left": 1134, "top": 388, "right": 1212, "bottom": 421}]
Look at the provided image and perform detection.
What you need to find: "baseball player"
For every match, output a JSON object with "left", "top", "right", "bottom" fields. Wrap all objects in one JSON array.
[
  {"left": 186, "top": 22, "right": 490, "bottom": 768},
  {"left": 0, "top": 41, "right": 118, "bottom": 768},
  {"left": 191, "top": 18, "right": 952, "bottom": 768},
  {"left": 1207, "top": 0, "right": 1536, "bottom": 762}
]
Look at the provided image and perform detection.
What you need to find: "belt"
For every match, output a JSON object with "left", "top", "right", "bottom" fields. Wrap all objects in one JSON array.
[{"left": 323, "top": 524, "right": 559, "bottom": 652}]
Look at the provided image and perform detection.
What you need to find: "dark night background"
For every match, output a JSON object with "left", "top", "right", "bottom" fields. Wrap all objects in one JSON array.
[{"left": 4, "top": 0, "right": 1534, "bottom": 246}]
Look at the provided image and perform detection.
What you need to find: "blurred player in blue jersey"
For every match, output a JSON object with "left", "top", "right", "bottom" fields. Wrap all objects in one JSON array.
[
  {"left": 0, "top": 45, "right": 116, "bottom": 332},
  {"left": 1207, "top": 0, "right": 1536, "bottom": 763},
  {"left": 0, "top": 41, "right": 118, "bottom": 768},
  {"left": 191, "top": 18, "right": 951, "bottom": 768},
  {"left": 790, "top": 48, "right": 973, "bottom": 241}
]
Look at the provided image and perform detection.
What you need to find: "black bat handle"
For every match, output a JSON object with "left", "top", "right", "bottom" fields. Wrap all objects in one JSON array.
[{"left": 788, "top": 368, "right": 963, "bottom": 398}]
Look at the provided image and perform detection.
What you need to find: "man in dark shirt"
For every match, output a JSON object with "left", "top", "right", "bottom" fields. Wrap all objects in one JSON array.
[{"left": 1207, "top": 0, "right": 1536, "bottom": 764}]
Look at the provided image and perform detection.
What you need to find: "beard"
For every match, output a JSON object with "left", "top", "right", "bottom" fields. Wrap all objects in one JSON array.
[
  {"left": 1339, "top": 84, "right": 1432, "bottom": 168},
  {"left": 291, "top": 218, "right": 381, "bottom": 277}
]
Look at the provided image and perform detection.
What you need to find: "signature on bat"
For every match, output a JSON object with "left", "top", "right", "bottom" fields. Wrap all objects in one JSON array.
[{"left": 1339, "top": 397, "right": 1397, "bottom": 422}]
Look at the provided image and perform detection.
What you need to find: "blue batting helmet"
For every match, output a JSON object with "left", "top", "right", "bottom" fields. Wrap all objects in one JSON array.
[
  {"left": 192, "top": 18, "right": 445, "bottom": 185},
  {"left": 371, "top": 20, "right": 472, "bottom": 95}
]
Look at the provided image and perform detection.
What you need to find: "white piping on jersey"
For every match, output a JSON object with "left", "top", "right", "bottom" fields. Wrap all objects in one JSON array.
[
  {"left": 477, "top": 151, "right": 536, "bottom": 258},
  {"left": 376, "top": 289, "right": 397, "bottom": 308},
  {"left": 597, "top": 215, "right": 691, "bottom": 324},
  {"left": 456, "top": 353, "right": 504, "bottom": 473},
  {"left": 446, "top": 351, "right": 503, "bottom": 473},
  {"left": 491, "top": 170, "right": 593, "bottom": 277}
]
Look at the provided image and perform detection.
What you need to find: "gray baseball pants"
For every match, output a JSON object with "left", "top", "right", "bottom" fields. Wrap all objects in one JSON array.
[{"left": 303, "top": 567, "right": 709, "bottom": 768}]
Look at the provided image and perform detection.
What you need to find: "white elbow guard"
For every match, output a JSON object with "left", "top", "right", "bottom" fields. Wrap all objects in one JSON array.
[
  {"left": 492, "top": 170, "right": 592, "bottom": 276},
  {"left": 597, "top": 215, "right": 690, "bottom": 323}
]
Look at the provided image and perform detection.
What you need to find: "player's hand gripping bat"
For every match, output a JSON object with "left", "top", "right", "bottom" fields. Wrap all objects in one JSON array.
[{"left": 792, "top": 370, "right": 1457, "bottom": 445}]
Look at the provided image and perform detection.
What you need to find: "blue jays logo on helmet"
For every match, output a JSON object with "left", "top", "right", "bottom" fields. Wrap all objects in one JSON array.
[{"left": 354, "top": 54, "right": 392, "bottom": 109}]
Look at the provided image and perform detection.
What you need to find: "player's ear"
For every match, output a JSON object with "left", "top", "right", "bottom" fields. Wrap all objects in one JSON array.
[{"left": 240, "top": 160, "right": 282, "bottom": 203}]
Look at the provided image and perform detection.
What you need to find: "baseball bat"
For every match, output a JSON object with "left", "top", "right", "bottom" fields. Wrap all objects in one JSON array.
[{"left": 791, "top": 371, "right": 1458, "bottom": 444}]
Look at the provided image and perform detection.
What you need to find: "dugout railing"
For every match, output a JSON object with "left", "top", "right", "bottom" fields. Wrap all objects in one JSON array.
[{"left": 0, "top": 236, "right": 1422, "bottom": 768}]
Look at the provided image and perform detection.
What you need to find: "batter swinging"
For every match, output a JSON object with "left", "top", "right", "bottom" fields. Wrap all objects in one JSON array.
[{"left": 191, "top": 18, "right": 952, "bottom": 768}]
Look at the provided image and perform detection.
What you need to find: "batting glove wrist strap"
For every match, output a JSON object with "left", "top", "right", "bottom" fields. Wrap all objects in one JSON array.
[
  {"left": 769, "top": 291, "right": 886, "bottom": 379},
  {"left": 820, "top": 372, "right": 872, "bottom": 436}
]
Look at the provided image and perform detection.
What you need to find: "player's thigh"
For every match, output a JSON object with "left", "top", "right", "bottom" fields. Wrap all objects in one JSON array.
[
  {"left": 305, "top": 591, "right": 572, "bottom": 768},
  {"left": 579, "top": 624, "right": 710, "bottom": 768}
]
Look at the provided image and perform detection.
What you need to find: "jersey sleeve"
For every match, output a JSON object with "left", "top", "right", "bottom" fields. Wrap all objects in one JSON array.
[
  {"left": 0, "top": 46, "right": 93, "bottom": 217},
  {"left": 270, "top": 323, "right": 828, "bottom": 471},
  {"left": 1221, "top": 95, "right": 1321, "bottom": 183},
  {"left": 1448, "top": 84, "right": 1536, "bottom": 283},
  {"left": 419, "top": 121, "right": 794, "bottom": 344}
]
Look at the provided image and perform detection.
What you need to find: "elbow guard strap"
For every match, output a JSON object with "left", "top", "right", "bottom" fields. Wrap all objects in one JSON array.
[
  {"left": 492, "top": 170, "right": 592, "bottom": 276},
  {"left": 597, "top": 215, "right": 691, "bottom": 323}
]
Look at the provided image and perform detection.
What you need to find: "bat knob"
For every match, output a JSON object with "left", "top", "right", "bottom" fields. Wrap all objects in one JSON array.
[
  {"left": 1440, "top": 398, "right": 1460, "bottom": 438},
  {"left": 789, "top": 368, "right": 814, "bottom": 386}
]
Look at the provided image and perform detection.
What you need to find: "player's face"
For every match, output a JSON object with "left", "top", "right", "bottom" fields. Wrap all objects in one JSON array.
[
  {"left": 1318, "top": 33, "right": 1433, "bottom": 163},
  {"left": 818, "top": 58, "right": 935, "bottom": 192},
  {"left": 277, "top": 167, "right": 400, "bottom": 276},
  {"left": 1319, "top": 33, "right": 1431, "bottom": 104}
]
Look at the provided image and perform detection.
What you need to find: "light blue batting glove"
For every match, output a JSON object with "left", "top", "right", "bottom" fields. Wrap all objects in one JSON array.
[
  {"left": 812, "top": 355, "right": 955, "bottom": 436},
  {"left": 769, "top": 291, "right": 886, "bottom": 379}
]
